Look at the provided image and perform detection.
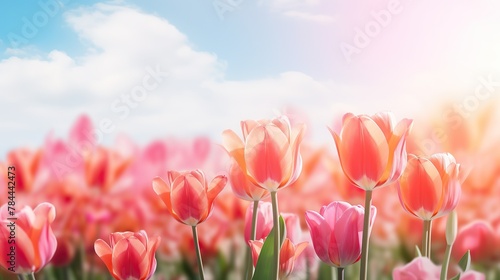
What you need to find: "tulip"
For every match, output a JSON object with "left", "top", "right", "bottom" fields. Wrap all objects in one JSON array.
[
  {"left": 330, "top": 112, "right": 412, "bottom": 280},
  {"left": 152, "top": 170, "right": 227, "bottom": 226},
  {"left": 398, "top": 153, "right": 464, "bottom": 258},
  {"left": 229, "top": 160, "right": 269, "bottom": 202},
  {"left": 305, "top": 201, "right": 376, "bottom": 279},
  {"left": 222, "top": 115, "right": 305, "bottom": 280},
  {"left": 0, "top": 203, "right": 57, "bottom": 277},
  {"left": 392, "top": 257, "right": 485, "bottom": 280},
  {"left": 452, "top": 221, "right": 495, "bottom": 264},
  {"left": 152, "top": 170, "right": 227, "bottom": 280},
  {"left": 249, "top": 238, "right": 308, "bottom": 280},
  {"left": 222, "top": 115, "right": 305, "bottom": 192},
  {"left": 94, "top": 230, "right": 160, "bottom": 280}
]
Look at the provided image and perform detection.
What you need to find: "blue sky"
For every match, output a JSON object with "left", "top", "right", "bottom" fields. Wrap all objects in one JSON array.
[{"left": 1, "top": 0, "right": 500, "bottom": 156}]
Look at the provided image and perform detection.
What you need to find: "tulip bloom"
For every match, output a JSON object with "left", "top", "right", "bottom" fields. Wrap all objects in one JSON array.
[
  {"left": 330, "top": 112, "right": 412, "bottom": 190},
  {"left": 222, "top": 115, "right": 305, "bottom": 192},
  {"left": 305, "top": 201, "right": 376, "bottom": 268},
  {"left": 398, "top": 153, "right": 464, "bottom": 221},
  {"left": 229, "top": 160, "right": 269, "bottom": 201},
  {"left": 152, "top": 170, "right": 227, "bottom": 226},
  {"left": 249, "top": 238, "right": 308, "bottom": 279},
  {"left": 0, "top": 203, "right": 57, "bottom": 274},
  {"left": 392, "top": 257, "right": 485, "bottom": 280},
  {"left": 94, "top": 231, "right": 160, "bottom": 280}
]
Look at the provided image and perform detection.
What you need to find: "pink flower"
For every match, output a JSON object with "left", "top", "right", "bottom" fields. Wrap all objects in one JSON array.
[
  {"left": 398, "top": 153, "right": 464, "bottom": 220},
  {"left": 152, "top": 170, "right": 227, "bottom": 226},
  {"left": 452, "top": 221, "right": 495, "bottom": 263},
  {"left": 249, "top": 238, "right": 308, "bottom": 279},
  {"left": 392, "top": 257, "right": 485, "bottom": 280},
  {"left": 330, "top": 112, "right": 412, "bottom": 190},
  {"left": 0, "top": 203, "right": 57, "bottom": 273},
  {"left": 305, "top": 201, "right": 376, "bottom": 268},
  {"left": 222, "top": 115, "right": 305, "bottom": 192},
  {"left": 94, "top": 231, "right": 160, "bottom": 280}
]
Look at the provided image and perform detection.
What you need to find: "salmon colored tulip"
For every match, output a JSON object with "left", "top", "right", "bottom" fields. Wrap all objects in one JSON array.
[
  {"left": 398, "top": 153, "right": 465, "bottom": 220},
  {"left": 0, "top": 202, "right": 57, "bottom": 274},
  {"left": 94, "top": 230, "right": 160, "bottom": 280},
  {"left": 249, "top": 238, "right": 308, "bottom": 279},
  {"left": 222, "top": 115, "right": 305, "bottom": 192},
  {"left": 152, "top": 170, "right": 227, "bottom": 226},
  {"left": 305, "top": 201, "right": 376, "bottom": 268},
  {"left": 330, "top": 112, "right": 412, "bottom": 190},
  {"left": 229, "top": 160, "right": 269, "bottom": 201}
]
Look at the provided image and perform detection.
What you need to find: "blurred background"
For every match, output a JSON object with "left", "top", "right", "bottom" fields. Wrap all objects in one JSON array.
[{"left": 1, "top": 0, "right": 500, "bottom": 279}]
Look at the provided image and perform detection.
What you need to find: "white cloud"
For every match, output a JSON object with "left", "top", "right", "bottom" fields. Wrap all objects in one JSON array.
[{"left": 1, "top": 2, "right": 497, "bottom": 156}]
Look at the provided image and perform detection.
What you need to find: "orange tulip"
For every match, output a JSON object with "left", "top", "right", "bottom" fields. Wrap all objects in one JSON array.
[
  {"left": 330, "top": 112, "right": 413, "bottom": 190},
  {"left": 0, "top": 203, "right": 57, "bottom": 274},
  {"left": 398, "top": 153, "right": 465, "bottom": 220},
  {"left": 152, "top": 170, "right": 227, "bottom": 226},
  {"left": 94, "top": 231, "right": 160, "bottom": 280},
  {"left": 222, "top": 115, "right": 305, "bottom": 192},
  {"left": 249, "top": 238, "right": 308, "bottom": 279}
]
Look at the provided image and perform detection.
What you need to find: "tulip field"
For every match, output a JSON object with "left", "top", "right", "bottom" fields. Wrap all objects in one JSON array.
[{"left": 1, "top": 105, "right": 500, "bottom": 280}]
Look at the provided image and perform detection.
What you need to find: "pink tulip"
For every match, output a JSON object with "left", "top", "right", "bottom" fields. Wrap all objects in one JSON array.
[
  {"left": 392, "top": 257, "right": 441, "bottom": 279},
  {"left": 222, "top": 115, "right": 305, "bottom": 192},
  {"left": 330, "top": 112, "right": 412, "bottom": 190},
  {"left": 249, "top": 238, "right": 308, "bottom": 279},
  {"left": 392, "top": 257, "right": 485, "bottom": 280},
  {"left": 152, "top": 170, "right": 227, "bottom": 226},
  {"left": 452, "top": 221, "right": 495, "bottom": 263},
  {"left": 0, "top": 203, "right": 57, "bottom": 274},
  {"left": 305, "top": 201, "right": 376, "bottom": 268},
  {"left": 398, "top": 153, "right": 465, "bottom": 220},
  {"left": 94, "top": 231, "right": 160, "bottom": 280}
]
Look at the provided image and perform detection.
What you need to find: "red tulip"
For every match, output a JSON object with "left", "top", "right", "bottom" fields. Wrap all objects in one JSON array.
[
  {"left": 249, "top": 238, "right": 308, "bottom": 279},
  {"left": 330, "top": 112, "right": 412, "bottom": 190},
  {"left": 94, "top": 231, "right": 160, "bottom": 280},
  {"left": 398, "top": 153, "right": 465, "bottom": 220},
  {"left": 152, "top": 170, "right": 227, "bottom": 226},
  {"left": 0, "top": 203, "right": 57, "bottom": 274},
  {"left": 222, "top": 115, "right": 305, "bottom": 192},
  {"left": 305, "top": 201, "right": 376, "bottom": 268}
]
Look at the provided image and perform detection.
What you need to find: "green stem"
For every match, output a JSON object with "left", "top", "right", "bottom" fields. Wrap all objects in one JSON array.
[
  {"left": 337, "top": 267, "right": 345, "bottom": 280},
  {"left": 191, "top": 226, "right": 205, "bottom": 280},
  {"left": 270, "top": 191, "right": 280, "bottom": 280},
  {"left": 17, "top": 275, "right": 26, "bottom": 280},
  {"left": 245, "top": 200, "right": 260, "bottom": 280},
  {"left": 440, "top": 244, "right": 452, "bottom": 280},
  {"left": 422, "top": 220, "right": 432, "bottom": 258},
  {"left": 359, "top": 190, "right": 373, "bottom": 280},
  {"left": 25, "top": 273, "right": 36, "bottom": 280}
]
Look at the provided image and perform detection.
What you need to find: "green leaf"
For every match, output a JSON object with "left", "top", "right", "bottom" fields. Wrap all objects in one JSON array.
[
  {"left": 458, "top": 250, "right": 471, "bottom": 272},
  {"left": 415, "top": 245, "right": 422, "bottom": 257},
  {"left": 317, "top": 262, "right": 334, "bottom": 280},
  {"left": 252, "top": 215, "right": 286, "bottom": 280},
  {"left": 450, "top": 273, "right": 461, "bottom": 280}
]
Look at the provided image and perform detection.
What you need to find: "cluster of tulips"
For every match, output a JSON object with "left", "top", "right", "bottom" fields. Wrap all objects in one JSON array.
[{"left": 0, "top": 108, "right": 499, "bottom": 280}]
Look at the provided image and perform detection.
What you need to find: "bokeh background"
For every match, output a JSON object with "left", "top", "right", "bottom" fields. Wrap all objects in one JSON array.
[{"left": 1, "top": 0, "right": 500, "bottom": 279}]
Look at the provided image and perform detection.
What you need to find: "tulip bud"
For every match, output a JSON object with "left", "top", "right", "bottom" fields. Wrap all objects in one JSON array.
[{"left": 446, "top": 211, "right": 458, "bottom": 245}]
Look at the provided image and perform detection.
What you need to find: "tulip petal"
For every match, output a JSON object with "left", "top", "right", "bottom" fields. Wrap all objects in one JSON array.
[
  {"left": 152, "top": 177, "right": 182, "bottom": 222},
  {"left": 244, "top": 125, "right": 292, "bottom": 191},
  {"left": 112, "top": 237, "right": 146, "bottom": 280},
  {"left": 305, "top": 210, "right": 332, "bottom": 265},
  {"left": 399, "top": 157, "right": 443, "bottom": 220},
  {"left": 335, "top": 116, "right": 389, "bottom": 189},
  {"left": 207, "top": 175, "right": 227, "bottom": 203},
  {"left": 334, "top": 207, "right": 363, "bottom": 267},
  {"left": 222, "top": 129, "right": 247, "bottom": 171},
  {"left": 371, "top": 112, "right": 396, "bottom": 142},
  {"left": 171, "top": 174, "right": 208, "bottom": 225},
  {"left": 94, "top": 239, "right": 115, "bottom": 278}
]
